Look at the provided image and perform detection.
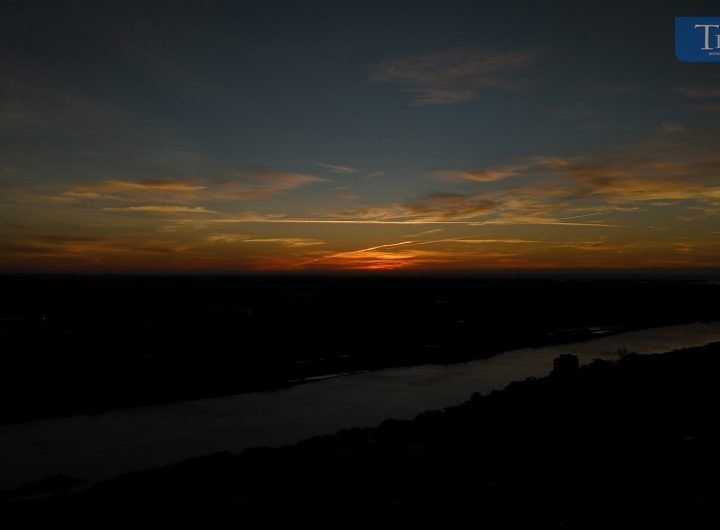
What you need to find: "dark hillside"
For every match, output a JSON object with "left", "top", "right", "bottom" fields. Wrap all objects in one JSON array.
[{"left": 6, "top": 341, "right": 720, "bottom": 528}]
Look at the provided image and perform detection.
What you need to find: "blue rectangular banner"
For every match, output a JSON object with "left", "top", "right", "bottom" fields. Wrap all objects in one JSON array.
[{"left": 676, "top": 17, "right": 720, "bottom": 62}]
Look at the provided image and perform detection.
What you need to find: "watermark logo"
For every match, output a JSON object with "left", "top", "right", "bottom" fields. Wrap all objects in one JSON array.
[
  {"left": 675, "top": 17, "right": 720, "bottom": 62},
  {"left": 676, "top": 17, "right": 720, "bottom": 61}
]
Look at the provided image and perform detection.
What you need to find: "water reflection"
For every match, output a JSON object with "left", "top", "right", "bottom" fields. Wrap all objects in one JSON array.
[{"left": 1, "top": 321, "right": 720, "bottom": 490}]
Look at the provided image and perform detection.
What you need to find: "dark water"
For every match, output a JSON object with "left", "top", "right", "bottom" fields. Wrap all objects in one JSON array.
[{"left": 1, "top": 320, "right": 720, "bottom": 490}]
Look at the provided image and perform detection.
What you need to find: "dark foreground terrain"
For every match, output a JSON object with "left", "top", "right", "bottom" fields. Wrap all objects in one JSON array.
[
  {"left": 2, "top": 274, "right": 720, "bottom": 424},
  {"left": 5, "top": 341, "right": 720, "bottom": 527}
]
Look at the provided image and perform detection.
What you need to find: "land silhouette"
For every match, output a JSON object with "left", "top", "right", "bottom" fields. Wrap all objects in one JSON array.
[
  {"left": 2, "top": 275, "right": 720, "bottom": 424},
  {"left": 4, "top": 341, "right": 720, "bottom": 527}
]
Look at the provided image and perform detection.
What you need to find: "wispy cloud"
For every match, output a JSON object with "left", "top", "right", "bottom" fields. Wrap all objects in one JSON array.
[
  {"left": 688, "top": 103, "right": 720, "bottom": 112},
  {"left": 116, "top": 180, "right": 207, "bottom": 191},
  {"left": 660, "top": 122, "right": 687, "bottom": 134},
  {"left": 433, "top": 166, "right": 521, "bottom": 182},
  {"left": 0, "top": 235, "right": 188, "bottom": 260},
  {"left": 294, "top": 233, "right": 720, "bottom": 271},
  {"left": 63, "top": 179, "right": 207, "bottom": 201},
  {"left": 403, "top": 192, "right": 498, "bottom": 220},
  {"left": 168, "top": 187, "right": 620, "bottom": 227},
  {"left": 312, "top": 162, "right": 386, "bottom": 179},
  {"left": 297, "top": 240, "right": 431, "bottom": 268},
  {"left": 334, "top": 190, "right": 356, "bottom": 200},
  {"left": 403, "top": 228, "right": 444, "bottom": 237},
  {"left": 254, "top": 129, "right": 720, "bottom": 229},
  {"left": 365, "top": 170, "right": 385, "bottom": 178},
  {"left": 537, "top": 147, "right": 720, "bottom": 203},
  {"left": 170, "top": 216, "right": 615, "bottom": 227},
  {"left": 239, "top": 238, "right": 324, "bottom": 248},
  {"left": 60, "top": 167, "right": 326, "bottom": 205},
  {"left": 676, "top": 85, "right": 720, "bottom": 98},
  {"left": 435, "top": 131, "right": 720, "bottom": 207},
  {"left": 103, "top": 205, "right": 217, "bottom": 213},
  {"left": 206, "top": 234, "right": 325, "bottom": 247},
  {"left": 450, "top": 238, "right": 541, "bottom": 244},
  {"left": 229, "top": 167, "right": 327, "bottom": 200},
  {"left": 370, "top": 48, "right": 536, "bottom": 106},
  {"left": 308, "top": 189, "right": 616, "bottom": 227},
  {"left": 297, "top": 196, "right": 497, "bottom": 224},
  {"left": 313, "top": 161, "right": 360, "bottom": 174},
  {"left": 296, "top": 236, "right": 544, "bottom": 270},
  {"left": 305, "top": 248, "right": 471, "bottom": 271}
]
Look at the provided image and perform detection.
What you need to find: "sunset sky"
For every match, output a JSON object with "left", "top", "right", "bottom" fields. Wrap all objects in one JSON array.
[{"left": 2, "top": 0, "right": 720, "bottom": 272}]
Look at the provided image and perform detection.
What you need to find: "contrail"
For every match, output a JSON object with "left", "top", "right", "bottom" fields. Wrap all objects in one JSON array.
[
  {"left": 294, "top": 236, "right": 478, "bottom": 268},
  {"left": 296, "top": 240, "right": 418, "bottom": 266},
  {"left": 555, "top": 211, "right": 606, "bottom": 221}
]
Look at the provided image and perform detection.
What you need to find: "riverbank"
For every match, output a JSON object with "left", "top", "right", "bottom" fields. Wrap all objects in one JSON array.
[
  {"left": 3, "top": 275, "right": 720, "bottom": 425},
  {"left": 5, "top": 340, "right": 720, "bottom": 526},
  {"left": 2, "top": 320, "right": 720, "bottom": 492}
]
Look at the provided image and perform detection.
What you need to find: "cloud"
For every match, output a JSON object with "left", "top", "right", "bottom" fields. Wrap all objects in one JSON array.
[
  {"left": 532, "top": 156, "right": 579, "bottom": 169},
  {"left": 433, "top": 167, "right": 521, "bottom": 182},
  {"left": 291, "top": 231, "right": 720, "bottom": 271},
  {"left": 313, "top": 162, "right": 385, "bottom": 179},
  {"left": 334, "top": 191, "right": 356, "bottom": 200},
  {"left": 292, "top": 129, "right": 720, "bottom": 228},
  {"left": 296, "top": 236, "right": 543, "bottom": 270},
  {"left": 403, "top": 192, "right": 498, "bottom": 220},
  {"left": 63, "top": 179, "right": 207, "bottom": 201},
  {"left": 169, "top": 215, "right": 614, "bottom": 227},
  {"left": 173, "top": 187, "right": 619, "bottom": 228},
  {"left": 122, "top": 180, "right": 207, "bottom": 191},
  {"left": 227, "top": 167, "right": 327, "bottom": 200},
  {"left": 205, "top": 234, "right": 251, "bottom": 243},
  {"left": 241, "top": 238, "right": 324, "bottom": 248},
  {"left": 370, "top": 48, "right": 536, "bottom": 106},
  {"left": 310, "top": 248, "right": 466, "bottom": 270},
  {"left": 103, "top": 205, "right": 217, "bottom": 213},
  {"left": 688, "top": 103, "right": 720, "bottom": 112},
  {"left": 313, "top": 161, "right": 360, "bottom": 174},
  {"left": 307, "top": 193, "right": 499, "bottom": 223},
  {"left": 297, "top": 239, "right": 459, "bottom": 270},
  {"left": 0, "top": 235, "right": 187, "bottom": 259},
  {"left": 365, "top": 170, "right": 385, "bottom": 178},
  {"left": 403, "top": 228, "right": 444, "bottom": 237},
  {"left": 555, "top": 240, "right": 627, "bottom": 252},
  {"left": 449, "top": 238, "right": 541, "bottom": 244},
  {"left": 438, "top": 131, "right": 720, "bottom": 208},
  {"left": 540, "top": 147, "right": 720, "bottom": 203},
  {"left": 660, "top": 122, "right": 687, "bottom": 134},
  {"left": 676, "top": 85, "right": 720, "bottom": 98},
  {"left": 61, "top": 167, "right": 326, "bottom": 204},
  {"left": 307, "top": 205, "right": 418, "bottom": 221},
  {"left": 187, "top": 211, "right": 289, "bottom": 222},
  {"left": 174, "top": 135, "right": 720, "bottom": 232},
  {"left": 206, "top": 234, "right": 325, "bottom": 247}
]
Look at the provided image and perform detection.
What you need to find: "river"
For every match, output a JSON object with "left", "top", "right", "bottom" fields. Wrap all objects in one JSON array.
[{"left": 2, "top": 320, "right": 720, "bottom": 491}]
